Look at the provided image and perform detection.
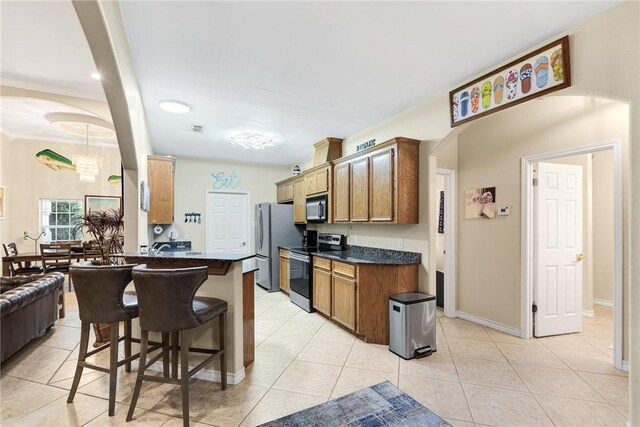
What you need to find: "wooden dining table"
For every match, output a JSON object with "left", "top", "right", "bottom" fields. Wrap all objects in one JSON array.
[{"left": 2, "top": 251, "right": 101, "bottom": 276}]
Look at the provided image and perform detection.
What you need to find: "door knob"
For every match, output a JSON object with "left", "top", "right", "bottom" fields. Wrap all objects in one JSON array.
[
  {"left": 576, "top": 253, "right": 585, "bottom": 261},
  {"left": 242, "top": 242, "right": 247, "bottom": 246}
]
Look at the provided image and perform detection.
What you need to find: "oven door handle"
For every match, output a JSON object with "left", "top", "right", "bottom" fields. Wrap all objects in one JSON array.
[{"left": 289, "top": 253, "right": 310, "bottom": 263}]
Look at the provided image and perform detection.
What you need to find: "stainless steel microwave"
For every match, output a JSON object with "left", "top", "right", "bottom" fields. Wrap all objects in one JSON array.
[{"left": 306, "top": 195, "right": 327, "bottom": 222}]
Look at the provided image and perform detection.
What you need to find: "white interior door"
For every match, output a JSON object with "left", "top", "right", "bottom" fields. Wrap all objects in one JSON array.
[
  {"left": 205, "top": 192, "right": 249, "bottom": 253},
  {"left": 534, "top": 162, "right": 583, "bottom": 337}
]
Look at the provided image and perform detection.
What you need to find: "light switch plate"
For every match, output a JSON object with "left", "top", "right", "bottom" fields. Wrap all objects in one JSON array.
[{"left": 497, "top": 206, "right": 510, "bottom": 216}]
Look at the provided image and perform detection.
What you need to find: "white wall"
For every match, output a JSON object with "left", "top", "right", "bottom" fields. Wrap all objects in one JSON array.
[
  {"left": 151, "top": 157, "right": 291, "bottom": 253},
  {"left": 592, "top": 149, "right": 614, "bottom": 303},
  {"left": 1, "top": 136, "right": 121, "bottom": 254}
]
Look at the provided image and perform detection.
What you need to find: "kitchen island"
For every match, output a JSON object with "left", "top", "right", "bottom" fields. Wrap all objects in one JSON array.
[{"left": 120, "top": 251, "right": 256, "bottom": 384}]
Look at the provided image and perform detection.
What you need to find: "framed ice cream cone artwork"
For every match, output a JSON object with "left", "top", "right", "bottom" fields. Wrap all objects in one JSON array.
[
  {"left": 465, "top": 187, "right": 497, "bottom": 219},
  {"left": 449, "top": 36, "right": 570, "bottom": 128}
]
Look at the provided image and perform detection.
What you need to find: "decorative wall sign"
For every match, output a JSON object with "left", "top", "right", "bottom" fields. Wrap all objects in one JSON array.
[
  {"left": 438, "top": 191, "right": 444, "bottom": 233},
  {"left": 356, "top": 139, "right": 376, "bottom": 152},
  {"left": 465, "top": 187, "right": 496, "bottom": 219},
  {"left": 85, "top": 195, "right": 121, "bottom": 215},
  {"left": 449, "top": 36, "right": 570, "bottom": 127},
  {"left": 211, "top": 171, "right": 240, "bottom": 189},
  {"left": 184, "top": 212, "right": 202, "bottom": 224}
]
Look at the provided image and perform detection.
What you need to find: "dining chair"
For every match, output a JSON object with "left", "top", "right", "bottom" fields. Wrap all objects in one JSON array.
[
  {"left": 40, "top": 242, "right": 73, "bottom": 291},
  {"left": 82, "top": 241, "right": 102, "bottom": 261},
  {"left": 2, "top": 242, "right": 43, "bottom": 276}
]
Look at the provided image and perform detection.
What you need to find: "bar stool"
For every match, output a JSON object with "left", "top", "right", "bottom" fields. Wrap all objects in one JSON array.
[
  {"left": 127, "top": 265, "right": 227, "bottom": 427},
  {"left": 67, "top": 262, "right": 160, "bottom": 416}
]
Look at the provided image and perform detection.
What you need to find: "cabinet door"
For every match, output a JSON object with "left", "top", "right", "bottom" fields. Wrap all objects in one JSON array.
[
  {"left": 350, "top": 157, "right": 369, "bottom": 222},
  {"left": 279, "top": 257, "right": 290, "bottom": 292},
  {"left": 293, "top": 178, "right": 307, "bottom": 223},
  {"left": 285, "top": 182, "right": 294, "bottom": 201},
  {"left": 370, "top": 148, "right": 394, "bottom": 221},
  {"left": 276, "top": 183, "right": 285, "bottom": 203},
  {"left": 305, "top": 173, "right": 316, "bottom": 195},
  {"left": 148, "top": 157, "right": 174, "bottom": 224},
  {"left": 315, "top": 168, "right": 329, "bottom": 193},
  {"left": 334, "top": 163, "right": 350, "bottom": 222},
  {"left": 331, "top": 274, "right": 357, "bottom": 330},
  {"left": 313, "top": 268, "right": 332, "bottom": 316}
]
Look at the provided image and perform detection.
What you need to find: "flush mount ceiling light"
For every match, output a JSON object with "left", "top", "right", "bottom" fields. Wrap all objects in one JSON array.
[
  {"left": 158, "top": 100, "right": 190, "bottom": 114},
  {"left": 46, "top": 113, "right": 115, "bottom": 139},
  {"left": 90, "top": 72, "right": 101, "bottom": 80},
  {"left": 229, "top": 133, "right": 274, "bottom": 150}
]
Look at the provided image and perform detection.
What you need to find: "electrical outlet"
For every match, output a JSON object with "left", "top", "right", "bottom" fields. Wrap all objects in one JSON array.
[
  {"left": 398, "top": 238, "right": 404, "bottom": 249},
  {"left": 184, "top": 234, "right": 189, "bottom": 239}
]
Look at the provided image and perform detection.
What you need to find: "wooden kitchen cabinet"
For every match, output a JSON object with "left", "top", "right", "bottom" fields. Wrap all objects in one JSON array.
[
  {"left": 350, "top": 157, "right": 370, "bottom": 222},
  {"left": 333, "top": 162, "right": 350, "bottom": 222},
  {"left": 293, "top": 177, "right": 306, "bottom": 223},
  {"left": 276, "top": 178, "right": 295, "bottom": 203},
  {"left": 370, "top": 147, "right": 394, "bottom": 221},
  {"left": 313, "top": 268, "right": 332, "bottom": 316},
  {"left": 279, "top": 249, "right": 290, "bottom": 293},
  {"left": 331, "top": 273, "right": 357, "bottom": 331},
  {"left": 147, "top": 155, "right": 176, "bottom": 224},
  {"left": 332, "top": 137, "right": 419, "bottom": 224},
  {"left": 305, "top": 165, "right": 329, "bottom": 196}
]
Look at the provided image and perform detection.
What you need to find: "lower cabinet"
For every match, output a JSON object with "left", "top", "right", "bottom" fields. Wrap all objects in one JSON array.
[
  {"left": 279, "top": 249, "right": 290, "bottom": 293},
  {"left": 312, "top": 268, "right": 332, "bottom": 316},
  {"left": 331, "top": 274, "right": 357, "bottom": 331}
]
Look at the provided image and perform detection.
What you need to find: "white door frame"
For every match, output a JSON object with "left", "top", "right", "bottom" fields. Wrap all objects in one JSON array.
[
  {"left": 204, "top": 190, "right": 251, "bottom": 253},
  {"left": 521, "top": 138, "right": 623, "bottom": 370},
  {"left": 437, "top": 168, "right": 457, "bottom": 318}
]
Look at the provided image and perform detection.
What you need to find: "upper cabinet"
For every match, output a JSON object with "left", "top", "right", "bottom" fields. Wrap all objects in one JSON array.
[
  {"left": 147, "top": 155, "right": 176, "bottom": 224},
  {"left": 332, "top": 137, "right": 420, "bottom": 224},
  {"left": 293, "top": 177, "right": 307, "bottom": 224},
  {"left": 305, "top": 164, "right": 330, "bottom": 196},
  {"left": 276, "top": 177, "right": 295, "bottom": 203}
]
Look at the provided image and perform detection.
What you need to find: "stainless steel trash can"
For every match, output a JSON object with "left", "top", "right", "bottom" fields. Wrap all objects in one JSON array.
[{"left": 389, "top": 293, "right": 436, "bottom": 359}]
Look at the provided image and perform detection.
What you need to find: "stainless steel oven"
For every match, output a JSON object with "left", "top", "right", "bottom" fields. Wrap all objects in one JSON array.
[{"left": 289, "top": 251, "right": 311, "bottom": 312}]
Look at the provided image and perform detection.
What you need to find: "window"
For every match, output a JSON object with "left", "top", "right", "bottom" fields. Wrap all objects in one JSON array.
[{"left": 40, "top": 199, "right": 83, "bottom": 242}]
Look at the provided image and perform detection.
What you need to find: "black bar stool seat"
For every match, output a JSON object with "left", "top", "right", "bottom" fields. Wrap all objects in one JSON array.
[{"left": 127, "top": 265, "right": 227, "bottom": 427}]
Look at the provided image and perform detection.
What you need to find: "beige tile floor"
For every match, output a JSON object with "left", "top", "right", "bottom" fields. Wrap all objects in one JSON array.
[{"left": 0, "top": 286, "right": 629, "bottom": 426}]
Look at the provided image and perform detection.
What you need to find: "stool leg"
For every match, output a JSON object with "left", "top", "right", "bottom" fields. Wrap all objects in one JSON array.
[
  {"left": 67, "top": 321, "right": 90, "bottom": 403},
  {"left": 124, "top": 319, "right": 132, "bottom": 373},
  {"left": 108, "top": 322, "right": 119, "bottom": 416},
  {"left": 162, "top": 332, "right": 170, "bottom": 378},
  {"left": 127, "top": 329, "right": 148, "bottom": 422},
  {"left": 219, "top": 313, "right": 226, "bottom": 390},
  {"left": 171, "top": 331, "right": 179, "bottom": 379},
  {"left": 180, "top": 330, "right": 190, "bottom": 427}
]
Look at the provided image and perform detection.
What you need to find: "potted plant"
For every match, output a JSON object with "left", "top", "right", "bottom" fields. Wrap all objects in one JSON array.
[{"left": 73, "top": 208, "right": 124, "bottom": 347}]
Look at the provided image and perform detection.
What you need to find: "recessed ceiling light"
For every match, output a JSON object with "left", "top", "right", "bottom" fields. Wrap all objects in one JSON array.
[
  {"left": 159, "top": 100, "right": 190, "bottom": 114},
  {"left": 90, "top": 72, "right": 101, "bottom": 80},
  {"left": 230, "top": 133, "right": 274, "bottom": 150}
]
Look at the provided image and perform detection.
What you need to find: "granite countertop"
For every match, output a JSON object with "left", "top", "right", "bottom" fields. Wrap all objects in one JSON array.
[
  {"left": 120, "top": 251, "right": 255, "bottom": 262},
  {"left": 312, "top": 245, "right": 421, "bottom": 265},
  {"left": 242, "top": 257, "right": 259, "bottom": 274}
]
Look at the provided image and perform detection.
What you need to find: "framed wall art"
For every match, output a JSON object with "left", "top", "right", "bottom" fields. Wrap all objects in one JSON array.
[
  {"left": 465, "top": 187, "right": 497, "bottom": 219},
  {"left": 85, "top": 195, "right": 122, "bottom": 215},
  {"left": 450, "top": 36, "right": 571, "bottom": 128}
]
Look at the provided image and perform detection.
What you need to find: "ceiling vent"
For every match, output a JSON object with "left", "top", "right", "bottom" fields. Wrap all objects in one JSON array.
[{"left": 191, "top": 124, "right": 205, "bottom": 133}]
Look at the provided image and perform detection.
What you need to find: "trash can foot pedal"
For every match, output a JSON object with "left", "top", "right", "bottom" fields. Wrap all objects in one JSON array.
[{"left": 414, "top": 346, "right": 433, "bottom": 359}]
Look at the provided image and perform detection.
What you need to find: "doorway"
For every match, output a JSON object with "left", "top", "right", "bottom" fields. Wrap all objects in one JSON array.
[
  {"left": 436, "top": 168, "right": 456, "bottom": 318},
  {"left": 205, "top": 190, "right": 250, "bottom": 253},
  {"left": 521, "top": 139, "right": 623, "bottom": 369}
]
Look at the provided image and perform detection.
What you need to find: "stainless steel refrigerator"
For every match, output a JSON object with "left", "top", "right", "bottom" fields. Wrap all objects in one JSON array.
[{"left": 255, "top": 203, "right": 303, "bottom": 292}]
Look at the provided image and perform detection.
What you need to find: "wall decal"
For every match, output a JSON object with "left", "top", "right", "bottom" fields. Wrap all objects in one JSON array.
[
  {"left": 449, "top": 36, "right": 570, "bottom": 127},
  {"left": 356, "top": 138, "right": 376, "bottom": 152},
  {"left": 465, "top": 187, "right": 496, "bottom": 219},
  {"left": 108, "top": 175, "right": 122, "bottom": 184},
  {"left": 438, "top": 191, "right": 444, "bottom": 233},
  {"left": 211, "top": 171, "right": 240, "bottom": 189}
]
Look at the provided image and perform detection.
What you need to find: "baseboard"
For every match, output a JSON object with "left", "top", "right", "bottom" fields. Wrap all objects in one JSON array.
[
  {"left": 621, "top": 360, "right": 630, "bottom": 372},
  {"left": 582, "top": 310, "right": 595, "bottom": 318},
  {"left": 133, "top": 361, "right": 246, "bottom": 385},
  {"left": 593, "top": 298, "right": 614, "bottom": 307},
  {"left": 456, "top": 311, "right": 521, "bottom": 337}
]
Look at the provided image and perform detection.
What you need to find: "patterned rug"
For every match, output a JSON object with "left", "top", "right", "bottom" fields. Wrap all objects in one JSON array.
[{"left": 259, "top": 381, "right": 451, "bottom": 426}]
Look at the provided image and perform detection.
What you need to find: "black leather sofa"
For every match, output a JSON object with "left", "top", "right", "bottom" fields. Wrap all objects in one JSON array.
[{"left": 0, "top": 272, "right": 64, "bottom": 363}]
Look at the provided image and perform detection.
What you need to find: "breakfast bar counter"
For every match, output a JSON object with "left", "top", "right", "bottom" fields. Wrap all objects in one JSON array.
[{"left": 120, "top": 251, "right": 256, "bottom": 384}]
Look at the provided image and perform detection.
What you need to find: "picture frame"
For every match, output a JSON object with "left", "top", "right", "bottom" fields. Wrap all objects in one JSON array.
[
  {"left": 84, "top": 195, "right": 122, "bottom": 215},
  {"left": 449, "top": 36, "right": 571, "bottom": 128},
  {"left": 0, "top": 185, "right": 5, "bottom": 220}
]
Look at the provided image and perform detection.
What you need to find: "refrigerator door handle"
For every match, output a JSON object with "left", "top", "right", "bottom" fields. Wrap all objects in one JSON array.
[{"left": 258, "top": 207, "right": 263, "bottom": 251}]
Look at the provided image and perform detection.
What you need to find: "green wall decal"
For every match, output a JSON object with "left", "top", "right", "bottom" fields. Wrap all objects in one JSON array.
[
  {"left": 35, "top": 149, "right": 76, "bottom": 171},
  {"left": 108, "top": 175, "right": 122, "bottom": 184}
]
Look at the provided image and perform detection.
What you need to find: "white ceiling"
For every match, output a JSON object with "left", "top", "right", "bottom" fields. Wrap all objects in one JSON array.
[
  {"left": 0, "top": 97, "right": 117, "bottom": 146},
  {"left": 120, "top": 1, "right": 618, "bottom": 165},
  {"left": 0, "top": 0, "right": 104, "bottom": 100}
]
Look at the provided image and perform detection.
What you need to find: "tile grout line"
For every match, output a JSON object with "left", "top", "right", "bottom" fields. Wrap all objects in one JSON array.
[{"left": 444, "top": 325, "right": 475, "bottom": 425}]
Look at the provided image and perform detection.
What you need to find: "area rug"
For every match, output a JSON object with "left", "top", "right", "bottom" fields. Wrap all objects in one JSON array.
[{"left": 259, "top": 381, "right": 451, "bottom": 426}]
